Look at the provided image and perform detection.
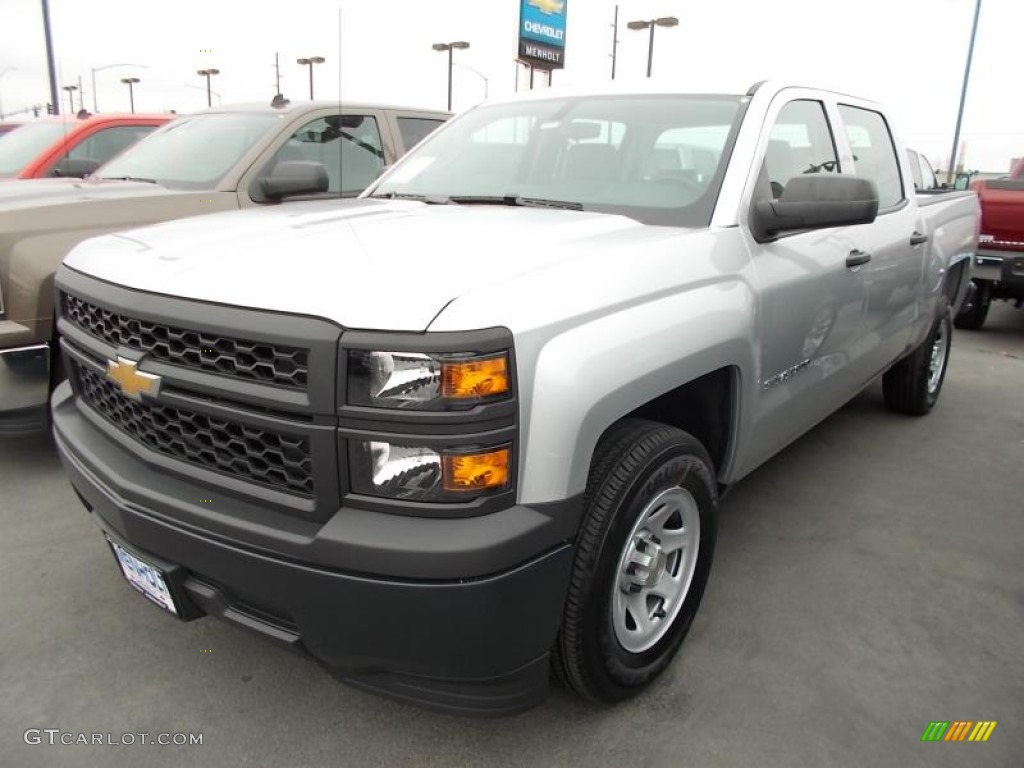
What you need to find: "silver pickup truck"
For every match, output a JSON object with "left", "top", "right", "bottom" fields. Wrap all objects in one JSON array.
[{"left": 51, "top": 82, "right": 978, "bottom": 715}]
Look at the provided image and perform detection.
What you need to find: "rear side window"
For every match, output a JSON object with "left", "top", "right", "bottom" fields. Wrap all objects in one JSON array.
[
  {"left": 917, "top": 153, "right": 939, "bottom": 190},
  {"left": 840, "top": 105, "right": 904, "bottom": 209},
  {"left": 396, "top": 117, "right": 445, "bottom": 152},
  {"left": 906, "top": 149, "right": 924, "bottom": 191},
  {"left": 761, "top": 100, "right": 839, "bottom": 200}
]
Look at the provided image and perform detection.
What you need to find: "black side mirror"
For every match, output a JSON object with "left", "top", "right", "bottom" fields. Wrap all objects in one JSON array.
[
  {"left": 259, "top": 160, "right": 329, "bottom": 200},
  {"left": 751, "top": 175, "right": 879, "bottom": 243},
  {"left": 52, "top": 157, "right": 101, "bottom": 178}
]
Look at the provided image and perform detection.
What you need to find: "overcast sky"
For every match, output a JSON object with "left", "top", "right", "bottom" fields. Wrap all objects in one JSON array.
[{"left": 0, "top": 0, "right": 1019, "bottom": 171}]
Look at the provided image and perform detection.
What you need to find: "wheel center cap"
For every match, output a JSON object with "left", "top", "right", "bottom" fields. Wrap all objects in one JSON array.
[{"left": 622, "top": 533, "right": 668, "bottom": 592}]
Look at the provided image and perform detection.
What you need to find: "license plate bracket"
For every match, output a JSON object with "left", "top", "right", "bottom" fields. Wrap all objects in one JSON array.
[{"left": 107, "top": 537, "right": 180, "bottom": 616}]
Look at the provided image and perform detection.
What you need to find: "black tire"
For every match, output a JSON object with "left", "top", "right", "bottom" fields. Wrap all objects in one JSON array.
[
  {"left": 954, "top": 279, "right": 990, "bottom": 330},
  {"left": 553, "top": 418, "right": 717, "bottom": 702},
  {"left": 882, "top": 306, "right": 952, "bottom": 415}
]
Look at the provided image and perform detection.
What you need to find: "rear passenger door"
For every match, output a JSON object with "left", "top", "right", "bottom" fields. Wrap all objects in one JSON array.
[{"left": 837, "top": 104, "right": 922, "bottom": 375}]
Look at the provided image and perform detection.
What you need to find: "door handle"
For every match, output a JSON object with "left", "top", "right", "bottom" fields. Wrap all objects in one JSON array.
[
  {"left": 846, "top": 249, "right": 872, "bottom": 268},
  {"left": 910, "top": 231, "right": 929, "bottom": 246}
]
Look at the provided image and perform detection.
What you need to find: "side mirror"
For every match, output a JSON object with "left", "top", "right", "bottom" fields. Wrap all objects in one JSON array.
[
  {"left": 751, "top": 175, "right": 879, "bottom": 243},
  {"left": 259, "top": 160, "right": 329, "bottom": 200},
  {"left": 51, "top": 157, "right": 101, "bottom": 179}
]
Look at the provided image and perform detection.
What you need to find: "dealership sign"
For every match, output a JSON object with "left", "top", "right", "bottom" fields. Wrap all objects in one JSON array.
[{"left": 519, "top": 0, "right": 567, "bottom": 70}]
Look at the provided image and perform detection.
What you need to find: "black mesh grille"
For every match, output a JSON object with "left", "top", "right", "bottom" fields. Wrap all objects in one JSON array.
[
  {"left": 62, "top": 293, "right": 308, "bottom": 389},
  {"left": 76, "top": 365, "right": 314, "bottom": 496}
]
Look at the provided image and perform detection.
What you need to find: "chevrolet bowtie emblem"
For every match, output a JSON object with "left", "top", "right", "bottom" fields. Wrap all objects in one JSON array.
[
  {"left": 528, "top": 0, "right": 564, "bottom": 14},
  {"left": 106, "top": 357, "right": 161, "bottom": 400}
]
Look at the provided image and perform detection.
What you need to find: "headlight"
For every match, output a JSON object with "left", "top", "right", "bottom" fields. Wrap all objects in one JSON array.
[
  {"left": 347, "top": 350, "right": 510, "bottom": 410},
  {"left": 350, "top": 440, "right": 511, "bottom": 501}
]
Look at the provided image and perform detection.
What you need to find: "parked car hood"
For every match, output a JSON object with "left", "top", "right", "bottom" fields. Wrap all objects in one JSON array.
[
  {"left": 64, "top": 199, "right": 687, "bottom": 332},
  {"left": 0, "top": 177, "right": 192, "bottom": 210}
]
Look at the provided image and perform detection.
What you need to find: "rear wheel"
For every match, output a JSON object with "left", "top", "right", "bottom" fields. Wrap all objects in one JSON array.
[
  {"left": 954, "top": 279, "right": 990, "bottom": 330},
  {"left": 883, "top": 306, "right": 952, "bottom": 415},
  {"left": 554, "top": 419, "right": 717, "bottom": 702}
]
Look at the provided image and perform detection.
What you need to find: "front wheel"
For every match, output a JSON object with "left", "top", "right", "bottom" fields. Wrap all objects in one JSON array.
[
  {"left": 553, "top": 419, "right": 717, "bottom": 702},
  {"left": 882, "top": 307, "right": 952, "bottom": 415}
]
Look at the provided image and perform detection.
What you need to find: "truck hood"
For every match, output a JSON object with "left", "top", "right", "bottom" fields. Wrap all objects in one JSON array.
[
  {"left": 0, "top": 177, "right": 186, "bottom": 211},
  {"left": 64, "top": 199, "right": 682, "bottom": 331}
]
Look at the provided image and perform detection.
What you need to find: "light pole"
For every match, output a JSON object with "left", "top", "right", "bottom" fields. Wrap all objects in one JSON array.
[
  {"left": 452, "top": 62, "right": 489, "bottom": 101},
  {"left": 610, "top": 5, "right": 620, "bottom": 79},
  {"left": 947, "top": 0, "right": 983, "bottom": 184},
  {"left": 432, "top": 41, "right": 470, "bottom": 111},
  {"left": 91, "top": 64, "right": 147, "bottom": 112},
  {"left": 120, "top": 77, "right": 140, "bottom": 113},
  {"left": 0, "top": 67, "right": 15, "bottom": 119},
  {"left": 196, "top": 68, "right": 220, "bottom": 108},
  {"left": 296, "top": 56, "right": 325, "bottom": 100},
  {"left": 63, "top": 84, "right": 78, "bottom": 115},
  {"left": 626, "top": 17, "right": 679, "bottom": 78}
]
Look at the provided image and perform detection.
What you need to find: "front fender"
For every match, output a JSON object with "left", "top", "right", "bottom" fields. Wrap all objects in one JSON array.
[{"left": 517, "top": 281, "right": 756, "bottom": 504}]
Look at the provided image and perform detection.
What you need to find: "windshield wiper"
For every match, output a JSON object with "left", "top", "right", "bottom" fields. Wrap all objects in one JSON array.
[
  {"left": 446, "top": 195, "right": 583, "bottom": 211},
  {"left": 368, "top": 192, "right": 449, "bottom": 204},
  {"left": 96, "top": 175, "right": 159, "bottom": 184}
]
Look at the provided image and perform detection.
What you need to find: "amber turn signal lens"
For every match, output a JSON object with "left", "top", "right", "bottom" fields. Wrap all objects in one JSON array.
[
  {"left": 443, "top": 447, "right": 510, "bottom": 492},
  {"left": 441, "top": 355, "right": 509, "bottom": 399}
]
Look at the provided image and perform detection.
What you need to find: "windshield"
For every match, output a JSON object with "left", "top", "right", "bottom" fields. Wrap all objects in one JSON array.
[
  {"left": 0, "top": 122, "right": 69, "bottom": 176},
  {"left": 96, "top": 112, "right": 281, "bottom": 190},
  {"left": 371, "top": 94, "right": 746, "bottom": 227}
]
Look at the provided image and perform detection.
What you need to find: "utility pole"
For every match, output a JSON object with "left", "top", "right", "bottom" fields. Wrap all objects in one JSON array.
[
  {"left": 947, "top": 0, "right": 983, "bottom": 184},
  {"left": 610, "top": 5, "right": 620, "bottom": 80},
  {"left": 40, "top": 0, "right": 60, "bottom": 114}
]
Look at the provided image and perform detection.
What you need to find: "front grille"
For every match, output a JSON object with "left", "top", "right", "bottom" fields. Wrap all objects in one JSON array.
[
  {"left": 76, "top": 364, "right": 314, "bottom": 496},
  {"left": 62, "top": 293, "right": 309, "bottom": 389}
]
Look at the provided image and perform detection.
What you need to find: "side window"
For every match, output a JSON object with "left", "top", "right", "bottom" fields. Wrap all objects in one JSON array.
[
  {"left": 906, "top": 149, "right": 924, "bottom": 191},
  {"left": 839, "top": 105, "right": 904, "bottom": 209},
  {"left": 269, "top": 114, "right": 384, "bottom": 196},
  {"left": 66, "top": 125, "right": 156, "bottom": 163},
  {"left": 918, "top": 153, "right": 939, "bottom": 190},
  {"left": 396, "top": 117, "right": 445, "bottom": 152},
  {"left": 761, "top": 100, "right": 839, "bottom": 200}
]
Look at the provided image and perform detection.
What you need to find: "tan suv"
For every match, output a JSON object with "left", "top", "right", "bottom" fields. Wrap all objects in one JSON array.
[{"left": 0, "top": 99, "right": 449, "bottom": 434}]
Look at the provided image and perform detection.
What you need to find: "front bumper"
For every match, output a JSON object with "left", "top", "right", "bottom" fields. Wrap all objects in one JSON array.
[
  {"left": 0, "top": 339, "right": 49, "bottom": 435},
  {"left": 52, "top": 382, "right": 578, "bottom": 715},
  {"left": 973, "top": 249, "right": 1024, "bottom": 294}
]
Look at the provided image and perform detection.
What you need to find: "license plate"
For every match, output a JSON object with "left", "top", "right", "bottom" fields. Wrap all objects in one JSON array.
[{"left": 108, "top": 539, "right": 178, "bottom": 615}]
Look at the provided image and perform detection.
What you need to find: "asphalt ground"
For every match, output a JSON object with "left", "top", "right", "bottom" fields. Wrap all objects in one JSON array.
[{"left": 2, "top": 303, "right": 1022, "bottom": 768}]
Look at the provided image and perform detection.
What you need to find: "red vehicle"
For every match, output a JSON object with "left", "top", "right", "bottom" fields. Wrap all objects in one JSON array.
[
  {"left": 957, "top": 158, "right": 1024, "bottom": 329},
  {"left": 0, "top": 113, "right": 170, "bottom": 180}
]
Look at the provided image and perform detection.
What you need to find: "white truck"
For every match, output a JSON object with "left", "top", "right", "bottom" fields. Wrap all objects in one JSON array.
[{"left": 51, "top": 82, "right": 978, "bottom": 715}]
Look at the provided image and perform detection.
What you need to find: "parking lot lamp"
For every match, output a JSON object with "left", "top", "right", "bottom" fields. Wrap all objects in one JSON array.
[
  {"left": 626, "top": 17, "right": 679, "bottom": 78},
  {"left": 196, "top": 68, "right": 220, "bottom": 108},
  {"left": 432, "top": 42, "right": 470, "bottom": 111},
  {"left": 296, "top": 57, "right": 325, "bottom": 100},
  {"left": 120, "top": 77, "right": 140, "bottom": 113}
]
